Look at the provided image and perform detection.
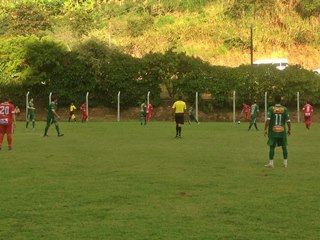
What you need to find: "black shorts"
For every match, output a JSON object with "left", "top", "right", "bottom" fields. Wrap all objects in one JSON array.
[{"left": 175, "top": 113, "right": 184, "bottom": 125}]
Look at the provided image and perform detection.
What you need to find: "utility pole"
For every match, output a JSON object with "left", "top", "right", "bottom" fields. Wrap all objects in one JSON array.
[{"left": 250, "top": 1, "right": 256, "bottom": 65}]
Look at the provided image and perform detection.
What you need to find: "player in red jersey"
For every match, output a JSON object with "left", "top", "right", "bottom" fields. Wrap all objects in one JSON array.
[
  {"left": 239, "top": 103, "right": 251, "bottom": 122},
  {"left": 0, "top": 99, "right": 16, "bottom": 150},
  {"left": 145, "top": 103, "right": 153, "bottom": 124},
  {"left": 302, "top": 101, "right": 313, "bottom": 130},
  {"left": 80, "top": 103, "right": 88, "bottom": 123}
]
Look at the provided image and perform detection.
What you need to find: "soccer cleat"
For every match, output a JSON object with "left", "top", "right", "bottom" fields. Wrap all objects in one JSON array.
[
  {"left": 264, "top": 163, "right": 274, "bottom": 168},
  {"left": 58, "top": 133, "right": 64, "bottom": 137},
  {"left": 8, "top": 146, "right": 12, "bottom": 151},
  {"left": 43, "top": 134, "right": 49, "bottom": 137}
]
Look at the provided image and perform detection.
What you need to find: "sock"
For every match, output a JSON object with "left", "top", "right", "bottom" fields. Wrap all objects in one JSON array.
[
  {"left": 55, "top": 125, "right": 61, "bottom": 135},
  {"left": 0, "top": 133, "right": 4, "bottom": 146},
  {"left": 44, "top": 125, "right": 49, "bottom": 135},
  {"left": 26, "top": 122, "right": 29, "bottom": 128},
  {"left": 32, "top": 121, "right": 35, "bottom": 128},
  {"left": 254, "top": 123, "right": 259, "bottom": 130},
  {"left": 283, "top": 159, "right": 288, "bottom": 166},
  {"left": 176, "top": 125, "right": 179, "bottom": 136},
  {"left": 269, "top": 160, "right": 274, "bottom": 166},
  {"left": 269, "top": 146, "right": 275, "bottom": 161},
  {"left": 7, "top": 134, "right": 12, "bottom": 148},
  {"left": 282, "top": 146, "right": 288, "bottom": 159},
  {"left": 178, "top": 127, "right": 182, "bottom": 136}
]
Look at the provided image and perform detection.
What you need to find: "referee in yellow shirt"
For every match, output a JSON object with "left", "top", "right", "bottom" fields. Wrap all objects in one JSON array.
[
  {"left": 68, "top": 102, "right": 77, "bottom": 122},
  {"left": 172, "top": 96, "right": 187, "bottom": 138}
]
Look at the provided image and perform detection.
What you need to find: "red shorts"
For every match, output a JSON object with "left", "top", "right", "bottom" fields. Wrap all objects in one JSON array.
[
  {"left": 0, "top": 124, "right": 13, "bottom": 135},
  {"left": 304, "top": 116, "right": 312, "bottom": 123}
]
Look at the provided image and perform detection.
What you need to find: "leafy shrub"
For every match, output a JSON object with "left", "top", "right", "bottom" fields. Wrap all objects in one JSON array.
[
  {"left": 3, "top": 2, "right": 52, "bottom": 36},
  {"left": 224, "top": 37, "right": 250, "bottom": 50},
  {"left": 127, "top": 15, "right": 154, "bottom": 37},
  {"left": 295, "top": 0, "right": 320, "bottom": 18},
  {"left": 156, "top": 15, "right": 175, "bottom": 27}
]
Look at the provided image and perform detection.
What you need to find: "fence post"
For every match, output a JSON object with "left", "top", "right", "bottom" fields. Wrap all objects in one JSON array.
[
  {"left": 264, "top": 92, "right": 267, "bottom": 121},
  {"left": 86, "top": 92, "right": 89, "bottom": 121},
  {"left": 117, "top": 91, "right": 120, "bottom": 122},
  {"left": 195, "top": 92, "right": 199, "bottom": 122},
  {"left": 233, "top": 90, "right": 236, "bottom": 123},
  {"left": 297, "top": 92, "right": 300, "bottom": 123},
  {"left": 49, "top": 92, "right": 52, "bottom": 105},
  {"left": 26, "top": 91, "right": 29, "bottom": 121},
  {"left": 147, "top": 91, "right": 150, "bottom": 106}
]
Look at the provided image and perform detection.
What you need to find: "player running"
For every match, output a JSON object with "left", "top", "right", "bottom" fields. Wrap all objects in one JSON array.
[
  {"left": 68, "top": 102, "right": 77, "bottom": 122},
  {"left": 80, "top": 103, "right": 88, "bottom": 123},
  {"left": 248, "top": 100, "right": 259, "bottom": 131},
  {"left": 146, "top": 102, "right": 153, "bottom": 124},
  {"left": 302, "top": 101, "right": 313, "bottom": 130},
  {"left": 239, "top": 103, "right": 251, "bottom": 123},
  {"left": 264, "top": 95, "right": 291, "bottom": 168},
  {"left": 43, "top": 98, "right": 64, "bottom": 137},
  {"left": 26, "top": 98, "right": 36, "bottom": 129},
  {"left": 0, "top": 98, "right": 16, "bottom": 150}
]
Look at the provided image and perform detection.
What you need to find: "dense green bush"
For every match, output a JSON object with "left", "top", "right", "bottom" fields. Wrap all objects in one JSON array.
[
  {"left": 1, "top": 2, "right": 52, "bottom": 36},
  {"left": 1, "top": 35, "right": 319, "bottom": 110},
  {"left": 296, "top": 0, "right": 320, "bottom": 18},
  {"left": 127, "top": 15, "right": 154, "bottom": 37}
]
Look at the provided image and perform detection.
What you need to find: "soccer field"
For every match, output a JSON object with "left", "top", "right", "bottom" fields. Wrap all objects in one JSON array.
[{"left": 1, "top": 121, "right": 320, "bottom": 240}]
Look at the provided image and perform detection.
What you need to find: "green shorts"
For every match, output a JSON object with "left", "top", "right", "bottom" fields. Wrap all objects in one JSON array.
[
  {"left": 27, "top": 113, "right": 35, "bottom": 121},
  {"left": 46, "top": 116, "right": 57, "bottom": 125},
  {"left": 268, "top": 136, "right": 287, "bottom": 147}
]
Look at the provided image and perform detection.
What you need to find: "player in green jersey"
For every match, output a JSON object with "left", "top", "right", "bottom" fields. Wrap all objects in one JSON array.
[
  {"left": 26, "top": 98, "right": 35, "bottom": 129},
  {"left": 264, "top": 95, "right": 291, "bottom": 168},
  {"left": 140, "top": 101, "right": 147, "bottom": 125},
  {"left": 248, "top": 100, "right": 259, "bottom": 131},
  {"left": 43, "top": 98, "right": 64, "bottom": 137},
  {"left": 188, "top": 105, "right": 199, "bottom": 124}
]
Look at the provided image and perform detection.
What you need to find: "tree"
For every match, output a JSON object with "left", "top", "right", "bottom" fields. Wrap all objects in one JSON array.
[{"left": 3, "top": 2, "right": 52, "bottom": 36}]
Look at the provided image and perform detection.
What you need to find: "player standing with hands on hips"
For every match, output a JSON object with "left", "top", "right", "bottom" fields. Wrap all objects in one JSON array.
[
  {"left": 264, "top": 95, "right": 291, "bottom": 168},
  {"left": 172, "top": 96, "right": 186, "bottom": 138}
]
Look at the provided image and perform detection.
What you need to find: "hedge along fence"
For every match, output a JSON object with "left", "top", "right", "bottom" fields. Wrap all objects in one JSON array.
[{"left": 1, "top": 37, "right": 320, "bottom": 109}]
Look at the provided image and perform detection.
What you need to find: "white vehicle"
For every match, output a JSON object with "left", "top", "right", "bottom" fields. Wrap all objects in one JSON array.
[
  {"left": 313, "top": 68, "right": 320, "bottom": 74},
  {"left": 253, "top": 58, "right": 289, "bottom": 70}
]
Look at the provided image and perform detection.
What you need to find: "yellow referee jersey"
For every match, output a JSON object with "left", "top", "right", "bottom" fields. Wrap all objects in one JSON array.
[
  {"left": 70, "top": 105, "right": 76, "bottom": 112},
  {"left": 172, "top": 100, "right": 186, "bottom": 113}
]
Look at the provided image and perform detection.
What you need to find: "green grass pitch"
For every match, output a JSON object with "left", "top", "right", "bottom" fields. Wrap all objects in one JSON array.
[{"left": 1, "top": 121, "right": 320, "bottom": 239}]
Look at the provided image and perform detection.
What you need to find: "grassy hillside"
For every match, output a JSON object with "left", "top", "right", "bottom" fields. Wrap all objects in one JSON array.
[{"left": 43, "top": 1, "right": 320, "bottom": 69}]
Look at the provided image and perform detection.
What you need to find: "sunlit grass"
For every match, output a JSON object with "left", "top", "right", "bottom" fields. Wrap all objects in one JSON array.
[{"left": 1, "top": 121, "right": 319, "bottom": 239}]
